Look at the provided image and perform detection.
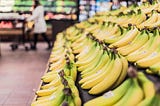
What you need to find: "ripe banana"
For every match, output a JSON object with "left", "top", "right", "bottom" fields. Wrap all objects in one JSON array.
[
  {"left": 137, "top": 72, "right": 155, "bottom": 106},
  {"left": 80, "top": 56, "right": 114, "bottom": 89},
  {"left": 114, "top": 78, "right": 144, "bottom": 106},
  {"left": 117, "top": 30, "right": 149, "bottom": 56},
  {"left": 109, "top": 26, "right": 139, "bottom": 48},
  {"left": 81, "top": 50, "right": 109, "bottom": 78},
  {"left": 84, "top": 78, "right": 132, "bottom": 106},
  {"left": 89, "top": 54, "right": 123, "bottom": 94}
]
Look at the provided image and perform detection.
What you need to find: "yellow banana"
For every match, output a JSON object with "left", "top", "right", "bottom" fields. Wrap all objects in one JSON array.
[
  {"left": 136, "top": 45, "right": 160, "bottom": 68},
  {"left": 76, "top": 41, "right": 96, "bottom": 61},
  {"left": 41, "top": 73, "right": 59, "bottom": 83},
  {"left": 79, "top": 54, "right": 112, "bottom": 85},
  {"left": 126, "top": 29, "right": 160, "bottom": 62},
  {"left": 109, "top": 26, "right": 140, "bottom": 48},
  {"left": 104, "top": 27, "right": 128, "bottom": 44},
  {"left": 138, "top": 11, "right": 159, "bottom": 29},
  {"left": 137, "top": 72, "right": 155, "bottom": 106},
  {"left": 41, "top": 77, "right": 62, "bottom": 89},
  {"left": 84, "top": 79, "right": 132, "bottom": 106},
  {"left": 81, "top": 51, "right": 110, "bottom": 78},
  {"left": 31, "top": 85, "right": 65, "bottom": 106},
  {"left": 89, "top": 54, "right": 123, "bottom": 94},
  {"left": 78, "top": 46, "right": 103, "bottom": 71},
  {"left": 117, "top": 29, "right": 149, "bottom": 56},
  {"left": 111, "top": 55, "right": 128, "bottom": 88},
  {"left": 114, "top": 78, "right": 144, "bottom": 106},
  {"left": 75, "top": 43, "right": 100, "bottom": 67},
  {"left": 80, "top": 56, "right": 114, "bottom": 89}
]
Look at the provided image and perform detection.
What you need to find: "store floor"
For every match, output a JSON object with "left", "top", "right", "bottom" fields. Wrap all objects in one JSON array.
[{"left": 0, "top": 42, "right": 51, "bottom": 106}]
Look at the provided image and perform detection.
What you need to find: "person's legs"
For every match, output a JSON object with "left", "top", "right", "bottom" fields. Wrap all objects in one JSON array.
[
  {"left": 41, "top": 33, "right": 52, "bottom": 49},
  {"left": 31, "top": 33, "right": 38, "bottom": 50}
]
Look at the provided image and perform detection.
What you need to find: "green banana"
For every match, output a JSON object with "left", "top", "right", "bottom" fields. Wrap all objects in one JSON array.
[{"left": 84, "top": 79, "right": 132, "bottom": 106}]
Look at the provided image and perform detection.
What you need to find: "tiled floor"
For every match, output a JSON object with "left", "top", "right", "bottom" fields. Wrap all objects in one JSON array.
[{"left": 0, "top": 42, "right": 51, "bottom": 106}]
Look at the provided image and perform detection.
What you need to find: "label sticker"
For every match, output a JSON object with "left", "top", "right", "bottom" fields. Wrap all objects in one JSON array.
[
  {"left": 103, "top": 91, "right": 114, "bottom": 98},
  {"left": 49, "top": 95, "right": 56, "bottom": 100}
]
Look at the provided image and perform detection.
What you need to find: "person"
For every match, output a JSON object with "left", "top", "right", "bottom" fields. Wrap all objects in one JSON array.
[{"left": 27, "top": 0, "right": 52, "bottom": 50}]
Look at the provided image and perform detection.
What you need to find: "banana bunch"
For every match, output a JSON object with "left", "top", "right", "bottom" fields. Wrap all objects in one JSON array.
[
  {"left": 84, "top": 69, "right": 157, "bottom": 106},
  {"left": 32, "top": 71, "right": 81, "bottom": 106},
  {"left": 74, "top": 34, "right": 128, "bottom": 95},
  {"left": 138, "top": 11, "right": 160, "bottom": 29}
]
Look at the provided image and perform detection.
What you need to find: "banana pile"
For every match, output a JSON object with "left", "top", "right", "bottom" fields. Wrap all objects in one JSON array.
[
  {"left": 31, "top": 33, "right": 81, "bottom": 106},
  {"left": 84, "top": 68, "right": 159, "bottom": 106},
  {"left": 73, "top": 34, "right": 128, "bottom": 95},
  {"left": 31, "top": 1, "right": 160, "bottom": 105}
]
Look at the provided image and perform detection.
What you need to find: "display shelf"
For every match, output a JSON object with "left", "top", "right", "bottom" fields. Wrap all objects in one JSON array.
[
  {"left": 31, "top": 58, "right": 160, "bottom": 105},
  {"left": 32, "top": 62, "right": 50, "bottom": 103}
]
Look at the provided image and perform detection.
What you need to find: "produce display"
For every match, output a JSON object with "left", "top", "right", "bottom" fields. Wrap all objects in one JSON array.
[{"left": 32, "top": 1, "right": 160, "bottom": 106}]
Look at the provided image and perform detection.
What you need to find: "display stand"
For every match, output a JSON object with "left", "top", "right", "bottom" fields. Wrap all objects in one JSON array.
[
  {"left": 0, "top": 18, "right": 29, "bottom": 51},
  {"left": 32, "top": 61, "right": 50, "bottom": 103}
]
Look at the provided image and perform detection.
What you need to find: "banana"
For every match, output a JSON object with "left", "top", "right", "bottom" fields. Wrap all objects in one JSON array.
[
  {"left": 81, "top": 50, "right": 110, "bottom": 78},
  {"left": 151, "top": 94, "right": 160, "bottom": 106},
  {"left": 104, "top": 28, "right": 128, "bottom": 44},
  {"left": 85, "top": 23, "right": 102, "bottom": 32},
  {"left": 76, "top": 41, "right": 96, "bottom": 61},
  {"left": 79, "top": 52, "right": 111, "bottom": 84},
  {"left": 113, "top": 79, "right": 134, "bottom": 106},
  {"left": 64, "top": 76, "right": 82, "bottom": 106},
  {"left": 66, "top": 26, "right": 76, "bottom": 35},
  {"left": 84, "top": 78, "right": 132, "bottom": 106},
  {"left": 134, "top": 9, "right": 146, "bottom": 26},
  {"left": 49, "top": 58, "right": 66, "bottom": 71},
  {"left": 72, "top": 38, "right": 89, "bottom": 54},
  {"left": 138, "top": 11, "right": 159, "bottom": 29},
  {"left": 149, "top": 61, "right": 160, "bottom": 72},
  {"left": 121, "top": 78, "right": 143, "bottom": 106},
  {"left": 67, "top": 32, "right": 83, "bottom": 42},
  {"left": 41, "top": 77, "right": 62, "bottom": 90},
  {"left": 102, "top": 25, "right": 122, "bottom": 40},
  {"left": 141, "top": 3, "right": 159, "bottom": 15},
  {"left": 111, "top": 55, "right": 128, "bottom": 88},
  {"left": 145, "top": 14, "right": 160, "bottom": 28},
  {"left": 41, "top": 73, "right": 59, "bottom": 83},
  {"left": 88, "top": 54, "right": 123, "bottom": 94},
  {"left": 77, "top": 45, "right": 103, "bottom": 71},
  {"left": 75, "top": 43, "right": 100, "bottom": 67},
  {"left": 126, "top": 29, "right": 160, "bottom": 62},
  {"left": 117, "top": 29, "right": 149, "bottom": 56},
  {"left": 75, "top": 20, "right": 91, "bottom": 29},
  {"left": 114, "top": 78, "right": 143, "bottom": 106},
  {"left": 109, "top": 26, "right": 140, "bottom": 48},
  {"left": 70, "top": 63, "right": 77, "bottom": 82},
  {"left": 98, "top": 24, "right": 120, "bottom": 40},
  {"left": 136, "top": 44, "right": 160, "bottom": 68},
  {"left": 36, "top": 84, "right": 63, "bottom": 97},
  {"left": 80, "top": 56, "right": 114, "bottom": 89},
  {"left": 137, "top": 72, "right": 155, "bottom": 106},
  {"left": 31, "top": 85, "right": 65, "bottom": 106}
]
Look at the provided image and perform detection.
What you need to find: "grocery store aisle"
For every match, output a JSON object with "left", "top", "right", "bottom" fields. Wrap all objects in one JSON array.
[{"left": 0, "top": 42, "right": 51, "bottom": 106}]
